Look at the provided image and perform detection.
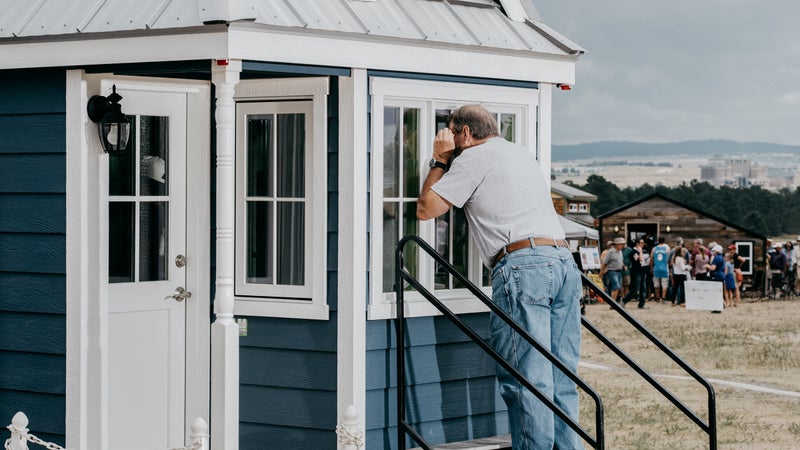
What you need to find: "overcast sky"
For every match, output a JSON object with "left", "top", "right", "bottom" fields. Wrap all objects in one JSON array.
[{"left": 535, "top": 1, "right": 800, "bottom": 146}]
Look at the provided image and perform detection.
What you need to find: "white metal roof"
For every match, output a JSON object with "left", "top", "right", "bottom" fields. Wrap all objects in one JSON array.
[{"left": 0, "top": 0, "right": 582, "bottom": 56}]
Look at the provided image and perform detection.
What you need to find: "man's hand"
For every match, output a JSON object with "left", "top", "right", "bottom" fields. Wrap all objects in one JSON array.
[{"left": 433, "top": 128, "right": 455, "bottom": 163}]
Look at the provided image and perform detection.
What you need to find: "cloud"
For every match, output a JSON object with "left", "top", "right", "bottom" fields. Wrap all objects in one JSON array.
[{"left": 537, "top": 0, "right": 800, "bottom": 145}]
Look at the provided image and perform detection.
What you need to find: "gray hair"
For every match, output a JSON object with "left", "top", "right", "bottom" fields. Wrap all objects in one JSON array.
[{"left": 448, "top": 105, "right": 499, "bottom": 140}]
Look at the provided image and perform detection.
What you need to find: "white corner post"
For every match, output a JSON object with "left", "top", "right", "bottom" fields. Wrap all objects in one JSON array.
[
  {"left": 211, "top": 59, "right": 241, "bottom": 450},
  {"left": 537, "top": 83, "right": 553, "bottom": 188},
  {"left": 336, "top": 69, "right": 368, "bottom": 449}
]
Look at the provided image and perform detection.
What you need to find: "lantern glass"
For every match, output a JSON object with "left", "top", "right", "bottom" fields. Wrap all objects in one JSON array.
[{"left": 100, "top": 119, "right": 131, "bottom": 153}]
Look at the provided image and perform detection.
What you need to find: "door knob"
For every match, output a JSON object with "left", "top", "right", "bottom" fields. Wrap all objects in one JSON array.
[
  {"left": 165, "top": 286, "right": 192, "bottom": 302},
  {"left": 175, "top": 254, "right": 187, "bottom": 268}
]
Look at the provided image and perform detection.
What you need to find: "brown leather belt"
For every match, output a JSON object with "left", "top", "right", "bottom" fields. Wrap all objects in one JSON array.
[{"left": 493, "top": 237, "right": 569, "bottom": 267}]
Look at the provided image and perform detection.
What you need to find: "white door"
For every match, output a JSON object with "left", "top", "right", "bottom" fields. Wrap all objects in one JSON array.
[{"left": 106, "top": 87, "right": 188, "bottom": 450}]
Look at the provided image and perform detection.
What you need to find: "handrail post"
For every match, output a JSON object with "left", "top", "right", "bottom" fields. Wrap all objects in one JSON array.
[{"left": 396, "top": 240, "right": 406, "bottom": 450}]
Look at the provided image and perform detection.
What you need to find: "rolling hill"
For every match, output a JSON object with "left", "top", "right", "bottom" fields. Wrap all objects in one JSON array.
[{"left": 551, "top": 139, "right": 800, "bottom": 162}]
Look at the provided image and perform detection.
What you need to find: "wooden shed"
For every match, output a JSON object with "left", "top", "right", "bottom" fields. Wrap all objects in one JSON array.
[{"left": 597, "top": 193, "right": 767, "bottom": 283}]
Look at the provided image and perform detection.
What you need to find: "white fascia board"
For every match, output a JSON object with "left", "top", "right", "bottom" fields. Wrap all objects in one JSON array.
[
  {"left": 0, "top": 29, "right": 229, "bottom": 70},
  {"left": 227, "top": 25, "right": 577, "bottom": 85}
]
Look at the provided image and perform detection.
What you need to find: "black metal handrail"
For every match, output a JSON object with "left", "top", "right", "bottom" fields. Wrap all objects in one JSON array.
[
  {"left": 395, "top": 235, "right": 718, "bottom": 450},
  {"left": 581, "top": 276, "right": 717, "bottom": 449},
  {"left": 395, "top": 235, "right": 604, "bottom": 450}
]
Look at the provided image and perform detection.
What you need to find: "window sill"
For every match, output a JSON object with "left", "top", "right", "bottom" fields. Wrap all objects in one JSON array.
[
  {"left": 234, "top": 296, "right": 329, "bottom": 320},
  {"left": 367, "top": 288, "right": 492, "bottom": 320}
]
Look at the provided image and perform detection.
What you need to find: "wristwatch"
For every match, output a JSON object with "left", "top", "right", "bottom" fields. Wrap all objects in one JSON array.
[{"left": 429, "top": 158, "right": 448, "bottom": 171}]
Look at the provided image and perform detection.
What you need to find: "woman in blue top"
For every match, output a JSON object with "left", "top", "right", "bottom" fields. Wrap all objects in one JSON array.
[{"left": 723, "top": 253, "right": 736, "bottom": 308}]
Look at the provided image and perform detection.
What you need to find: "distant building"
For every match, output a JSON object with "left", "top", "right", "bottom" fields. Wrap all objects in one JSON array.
[
  {"left": 550, "top": 180, "right": 597, "bottom": 227},
  {"left": 597, "top": 192, "right": 767, "bottom": 292},
  {"left": 700, "top": 157, "right": 769, "bottom": 187}
]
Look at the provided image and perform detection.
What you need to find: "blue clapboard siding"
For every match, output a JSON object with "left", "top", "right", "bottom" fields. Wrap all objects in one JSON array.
[
  {"left": 0, "top": 154, "right": 66, "bottom": 193},
  {"left": 0, "top": 273, "right": 65, "bottom": 314},
  {"left": 238, "top": 314, "right": 338, "bottom": 448},
  {"left": 0, "top": 114, "right": 65, "bottom": 154},
  {"left": 365, "top": 314, "right": 509, "bottom": 449},
  {"left": 0, "top": 312, "right": 66, "bottom": 354},
  {"left": 0, "top": 68, "right": 66, "bottom": 444},
  {"left": 0, "top": 233, "right": 65, "bottom": 274},
  {"left": 240, "top": 422, "right": 335, "bottom": 450},
  {"left": 0, "top": 69, "right": 65, "bottom": 115},
  {"left": 0, "top": 194, "right": 66, "bottom": 233},
  {"left": 0, "top": 351, "right": 65, "bottom": 394}
]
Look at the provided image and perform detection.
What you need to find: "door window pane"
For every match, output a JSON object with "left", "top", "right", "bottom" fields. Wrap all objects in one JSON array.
[
  {"left": 139, "top": 202, "right": 168, "bottom": 282},
  {"left": 109, "top": 118, "right": 136, "bottom": 196},
  {"left": 109, "top": 202, "right": 134, "bottom": 283},
  {"left": 140, "top": 116, "right": 169, "bottom": 196}
]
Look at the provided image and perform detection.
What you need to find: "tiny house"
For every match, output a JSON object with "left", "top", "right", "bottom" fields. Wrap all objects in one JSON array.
[{"left": 0, "top": 1, "right": 583, "bottom": 448}]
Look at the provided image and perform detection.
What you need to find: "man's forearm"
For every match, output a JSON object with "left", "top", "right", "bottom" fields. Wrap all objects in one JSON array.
[{"left": 417, "top": 167, "right": 449, "bottom": 220}]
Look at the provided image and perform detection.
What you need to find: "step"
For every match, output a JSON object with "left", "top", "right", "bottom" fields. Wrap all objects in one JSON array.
[{"left": 410, "top": 434, "right": 512, "bottom": 450}]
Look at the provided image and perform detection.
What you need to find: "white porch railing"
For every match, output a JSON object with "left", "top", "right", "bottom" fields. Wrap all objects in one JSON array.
[{"left": 4, "top": 412, "right": 208, "bottom": 450}]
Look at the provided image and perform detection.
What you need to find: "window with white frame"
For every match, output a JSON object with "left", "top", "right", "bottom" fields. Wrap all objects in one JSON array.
[
  {"left": 579, "top": 203, "right": 588, "bottom": 212},
  {"left": 568, "top": 203, "right": 578, "bottom": 212},
  {"left": 735, "top": 241, "right": 753, "bottom": 275},
  {"left": 368, "top": 78, "right": 540, "bottom": 319},
  {"left": 233, "top": 78, "right": 328, "bottom": 319}
]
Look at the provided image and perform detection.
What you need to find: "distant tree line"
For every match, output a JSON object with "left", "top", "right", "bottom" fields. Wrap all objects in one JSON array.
[{"left": 564, "top": 175, "right": 800, "bottom": 237}]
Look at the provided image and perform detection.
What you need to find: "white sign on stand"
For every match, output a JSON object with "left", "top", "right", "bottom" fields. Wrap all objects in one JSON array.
[
  {"left": 579, "top": 246, "right": 601, "bottom": 271},
  {"left": 684, "top": 280, "right": 724, "bottom": 311}
]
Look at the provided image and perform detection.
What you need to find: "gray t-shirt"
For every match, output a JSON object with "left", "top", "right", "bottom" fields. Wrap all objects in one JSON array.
[
  {"left": 432, "top": 137, "right": 565, "bottom": 268},
  {"left": 602, "top": 247, "right": 624, "bottom": 271}
]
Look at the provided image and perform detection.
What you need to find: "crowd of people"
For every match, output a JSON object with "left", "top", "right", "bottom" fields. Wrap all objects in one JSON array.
[{"left": 597, "top": 236, "right": 758, "bottom": 309}]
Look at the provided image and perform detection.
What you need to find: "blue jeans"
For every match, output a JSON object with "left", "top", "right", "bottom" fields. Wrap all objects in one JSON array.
[{"left": 490, "top": 246, "right": 583, "bottom": 450}]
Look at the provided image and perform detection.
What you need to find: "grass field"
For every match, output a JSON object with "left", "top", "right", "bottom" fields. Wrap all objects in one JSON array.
[{"left": 577, "top": 298, "right": 800, "bottom": 449}]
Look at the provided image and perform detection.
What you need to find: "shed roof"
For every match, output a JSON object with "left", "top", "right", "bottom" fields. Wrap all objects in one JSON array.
[
  {"left": 597, "top": 192, "right": 767, "bottom": 240},
  {"left": 551, "top": 180, "right": 598, "bottom": 202},
  {"left": 0, "top": 0, "right": 582, "bottom": 56}
]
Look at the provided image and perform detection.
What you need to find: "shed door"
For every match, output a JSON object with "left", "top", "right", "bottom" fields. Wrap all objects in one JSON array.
[{"left": 106, "top": 88, "right": 188, "bottom": 449}]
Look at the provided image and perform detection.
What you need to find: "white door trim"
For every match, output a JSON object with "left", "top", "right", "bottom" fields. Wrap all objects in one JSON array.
[{"left": 65, "top": 71, "right": 211, "bottom": 449}]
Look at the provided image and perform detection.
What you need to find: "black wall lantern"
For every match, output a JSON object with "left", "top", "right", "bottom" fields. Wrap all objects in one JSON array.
[{"left": 87, "top": 84, "right": 131, "bottom": 153}]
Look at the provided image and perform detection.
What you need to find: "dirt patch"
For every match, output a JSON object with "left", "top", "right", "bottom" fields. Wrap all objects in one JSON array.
[{"left": 577, "top": 298, "right": 800, "bottom": 449}]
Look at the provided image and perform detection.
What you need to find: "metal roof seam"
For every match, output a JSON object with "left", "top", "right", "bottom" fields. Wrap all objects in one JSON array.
[
  {"left": 147, "top": 0, "right": 174, "bottom": 30},
  {"left": 77, "top": 0, "right": 108, "bottom": 34},
  {"left": 15, "top": 0, "right": 46, "bottom": 36},
  {"left": 442, "top": 1, "right": 483, "bottom": 46},
  {"left": 282, "top": 0, "right": 308, "bottom": 28},
  {"left": 393, "top": 0, "right": 428, "bottom": 40},
  {"left": 339, "top": 0, "right": 371, "bottom": 34}
]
